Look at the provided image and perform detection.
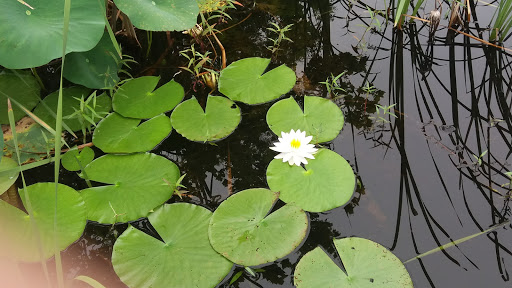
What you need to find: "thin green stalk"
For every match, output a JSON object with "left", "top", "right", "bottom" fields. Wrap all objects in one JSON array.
[
  {"left": 53, "top": 0, "right": 72, "bottom": 286},
  {"left": 7, "top": 99, "right": 51, "bottom": 288},
  {"left": 0, "top": 157, "right": 55, "bottom": 178}
]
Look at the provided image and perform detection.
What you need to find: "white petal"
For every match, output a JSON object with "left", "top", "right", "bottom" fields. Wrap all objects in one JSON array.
[{"left": 304, "top": 135, "right": 313, "bottom": 143}]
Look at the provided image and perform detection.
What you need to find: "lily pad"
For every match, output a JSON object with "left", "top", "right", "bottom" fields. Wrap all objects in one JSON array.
[
  {"left": 218, "top": 57, "right": 296, "bottom": 105},
  {"left": 64, "top": 31, "right": 121, "bottom": 89},
  {"left": 0, "top": 183, "right": 86, "bottom": 262},
  {"left": 0, "top": 0, "right": 105, "bottom": 69},
  {"left": 61, "top": 146, "right": 95, "bottom": 172},
  {"left": 34, "top": 87, "right": 112, "bottom": 132},
  {"left": 113, "top": 0, "right": 199, "bottom": 31},
  {"left": 81, "top": 153, "right": 180, "bottom": 223},
  {"left": 3, "top": 119, "right": 58, "bottom": 164},
  {"left": 266, "top": 96, "right": 344, "bottom": 143},
  {"left": 0, "top": 71, "right": 41, "bottom": 124},
  {"left": 294, "top": 237, "right": 413, "bottom": 287},
  {"left": 208, "top": 188, "right": 308, "bottom": 266},
  {"left": 112, "top": 203, "right": 232, "bottom": 288},
  {"left": 0, "top": 157, "right": 19, "bottom": 195},
  {"left": 93, "top": 113, "right": 171, "bottom": 153},
  {"left": 113, "top": 77, "right": 184, "bottom": 119},
  {"left": 171, "top": 96, "right": 241, "bottom": 142},
  {"left": 266, "top": 149, "right": 355, "bottom": 212}
]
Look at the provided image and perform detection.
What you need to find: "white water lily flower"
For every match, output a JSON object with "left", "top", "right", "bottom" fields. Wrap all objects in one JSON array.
[{"left": 270, "top": 129, "right": 318, "bottom": 166}]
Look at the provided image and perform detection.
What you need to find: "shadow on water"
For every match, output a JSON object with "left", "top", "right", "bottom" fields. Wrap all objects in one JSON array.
[{"left": 13, "top": 0, "right": 512, "bottom": 287}]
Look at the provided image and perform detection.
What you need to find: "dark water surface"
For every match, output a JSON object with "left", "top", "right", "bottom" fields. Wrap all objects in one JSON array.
[{"left": 20, "top": 0, "right": 512, "bottom": 287}]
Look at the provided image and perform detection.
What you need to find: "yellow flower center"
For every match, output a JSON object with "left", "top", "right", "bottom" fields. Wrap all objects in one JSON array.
[{"left": 290, "top": 139, "right": 301, "bottom": 149}]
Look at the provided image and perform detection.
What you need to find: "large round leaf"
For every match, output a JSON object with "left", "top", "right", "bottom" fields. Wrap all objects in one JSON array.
[
  {"left": 266, "top": 96, "right": 344, "bottom": 143},
  {"left": 112, "top": 203, "right": 232, "bottom": 288},
  {"left": 81, "top": 153, "right": 180, "bottom": 224},
  {"left": 0, "top": 71, "right": 40, "bottom": 124},
  {"left": 0, "top": 0, "right": 105, "bottom": 69},
  {"left": 64, "top": 31, "right": 121, "bottom": 89},
  {"left": 218, "top": 57, "right": 296, "bottom": 105},
  {"left": 0, "top": 157, "right": 19, "bottom": 195},
  {"left": 294, "top": 237, "right": 413, "bottom": 287},
  {"left": 113, "top": 0, "right": 199, "bottom": 31},
  {"left": 34, "top": 87, "right": 112, "bottom": 132},
  {"left": 0, "top": 183, "right": 86, "bottom": 262},
  {"left": 113, "top": 77, "right": 184, "bottom": 119},
  {"left": 93, "top": 113, "right": 171, "bottom": 153},
  {"left": 266, "top": 149, "right": 355, "bottom": 212},
  {"left": 171, "top": 96, "right": 241, "bottom": 142},
  {"left": 209, "top": 188, "right": 308, "bottom": 266}
]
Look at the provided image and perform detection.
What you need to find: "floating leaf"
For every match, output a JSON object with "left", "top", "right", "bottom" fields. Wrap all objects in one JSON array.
[
  {"left": 0, "top": 157, "right": 19, "bottom": 195},
  {"left": 81, "top": 153, "right": 180, "bottom": 224},
  {"left": 208, "top": 188, "right": 308, "bottom": 266},
  {"left": 112, "top": 203, "right": 232, "bottom": 288},
  {"left": 0, "top": 0, "right": 105, "bottom": 69},
  {"left": 0, "top": 71, "right": 41, "bottom": 124},
  {"left": 34, "top": 87, "right": 112, "bottom": 132},
  {"left": 266, "top": 149, "right": 355, "bottom": 212},
  {"left": 0, "top": 183, "right": 86, "bottom": 262},
  {"left": 218, "top": 57, "right": 296, "bottom": 105},
  {"left": 93, "top": 113, "right": 171, "bottom": 153},
  {"left": 113, "top": 0, "right": 199, "bottom": 31},
  {"left": 3, "top": 118, "right": 57, "bottom": 164},
  {"left": 61, "top": 146, "right": 95, "bottom": 172},
  {"left": 171, "top": 96, "right": 240, "bottom": 142},
  {"left": 294, "top": 237, "right": 413, "bottom": 287},
  {"left": 266, "top": 96, "right": 344, "bottom": 143},
  {"left": 113, "top": 77, "right": 184, "bottom": 119},
  {"left": 64, "top": 31, "right": 121, "bottom": 89}
]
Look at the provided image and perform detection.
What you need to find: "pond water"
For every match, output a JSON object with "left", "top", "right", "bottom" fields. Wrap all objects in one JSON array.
[{"left": 13, "top": 0, "right": 512, "bottom": 287}]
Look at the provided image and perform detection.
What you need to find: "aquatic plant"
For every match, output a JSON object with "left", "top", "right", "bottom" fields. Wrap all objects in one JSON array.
[{"left": 270, "top": 129, "right": 318, "bottom": 166}]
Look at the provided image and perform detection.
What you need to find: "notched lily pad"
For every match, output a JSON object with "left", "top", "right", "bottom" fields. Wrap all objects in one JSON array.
[
  {"left": 0, "top": 183, "right": 86, "bottom": 262},
  {"left": 208, "top": 188, "right": 308, "bottom": 266},
  {"left": 218, "top": 57, "right": 296, "bottom": 105},
  {"left": 81, "top": 153, "right": 180, "bottom": 224},
  {"left": 112, "top": 203, "right": 232, "bottom": 288},
  {"left": 266, "top": 149, "right": 355, "bottom": 212},
  {"left": 113, "top": 76, "right": 184, "bottom": 119},
  {"left": 171, "top": 96, "right": 241, "bottom": 142},
  {"left": 113, "top": 0, "right": 199, "bottom": 31},
  {"left": 267, "top": 96, "right": 344, "bottom": 143},
  {"left": 61, "top": 146, "right": 95, "bottom": 172},
  {"left": 93, "top": 112, "right": 172, "bottom": 153},
  {"left": 294, "top": 237, "right": 414, "bottom": 287}
]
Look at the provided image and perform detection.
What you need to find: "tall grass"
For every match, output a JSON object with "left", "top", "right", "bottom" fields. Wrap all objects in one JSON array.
[{"left": 490, "top": 0, "right": 512, "bottom": 41}]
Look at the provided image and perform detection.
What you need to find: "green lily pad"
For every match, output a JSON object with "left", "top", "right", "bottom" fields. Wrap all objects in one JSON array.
[
  {"left": 112, "top": 203, "right": 232, "bottom": 288},
  {"left": 0, "top": 0, "right": 105, "bottom": 69},
  {"left": 113, "top": 0, "right": 199, "bottom": 31},
  {"left": 294, "top": 237, "right": 413, "bottom": 287},
  {"left": 0, "top": 183, "right": 86, "bottom": 262},
  {"left": 61, "top": 146, "right": 95, "bottom": 172},
  {"left": 208, "top": 188, "right": 308, "bottom": 266},
  {"left": 218, "top": 57, "right": 296, "bottom": 105},
  {"left": 0, "top": 71, "right": 41, "bottom": 124},
  {"left": 64, "top": 31, "right": 121, "bottom": 89},
  {"left": 266, "top": 149, "right": 355, "bottom": 212},
  {"left": 93, "top": 113, "right": 171, "bottom": 153},
  {"left": 81, "top": 153, "right": 180, "bottom": 224},
  {"left": 266, "top": 96, "right": 344, "bottom": 143},
  {"left": 113, "top": 77, "right": 184, "bottom": 119},
  {"left": 0, "top": 157, "right": 19, "bottom": 195},
  {"left": 171, "top": 96, "right": 240, "bottom": 142},
  {"left": 33, "top": 88, "right": 112, "bottom": 132},
  {"left": 3, "top": 120, "right": 58, "bottom": 164}
]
